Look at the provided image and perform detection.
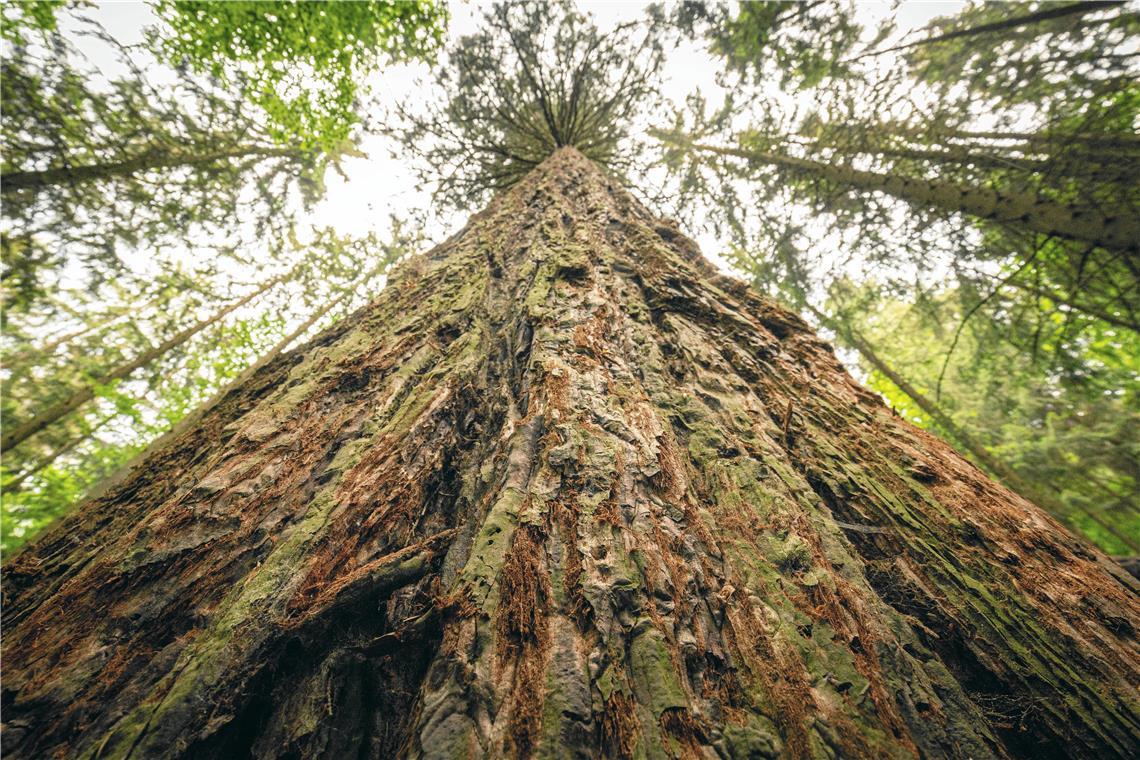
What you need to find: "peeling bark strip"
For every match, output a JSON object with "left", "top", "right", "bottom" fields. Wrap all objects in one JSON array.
[{"left": 2, "top": 147, "right": 1138, "bottom": 760}]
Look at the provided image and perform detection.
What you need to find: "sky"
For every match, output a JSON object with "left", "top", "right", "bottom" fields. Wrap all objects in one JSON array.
[{"left": 70, "top": 0, "right": 967, "bottom": 268}]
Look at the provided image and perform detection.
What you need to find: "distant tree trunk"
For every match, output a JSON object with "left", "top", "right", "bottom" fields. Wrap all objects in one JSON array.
[
  {"left": 859, "top": 123, "right": 1140, "bottom": 152},
  {"left": 797, "top": 123, "right": 1140, "bottom": 182},
  {"left": 851, "top": 1, "right": 1126, "bottom": 60},
  {"left": 83, "top": 267, "right": 379, "bottom": 506},
  {"left": 3, "top": 148, "right": 1138, "bottom": 760},
  {"left": 6, "top": 288, "right": 188, "bottom": 365},
  {"left": 0, "top": 144, "right": 298, "bottom": 195},
  {"left": 3, "top": 414, "right": 114, "bottom": 492},
  {"left": 0, "top": 272, "right": 287, "bottom": 452},
  {"left": 826, "top": 142, "right": 1051, "bottom": 174},
  {"left": 8, "top": 311, "right": 123, "bottom": 364},
  {"left": 676, "top": 138, "right": 1140, "bottom": 254}
]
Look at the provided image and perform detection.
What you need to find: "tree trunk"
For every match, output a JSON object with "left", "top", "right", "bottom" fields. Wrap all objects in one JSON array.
[
  {"left": 0, "top": 145, "right": 297, "bottom": 195},
  {"left": 678, "top": 138, "right": 1139, "bottom": 254},
  {"left": 799, "top": 124, "right": 1140, "bottom": 182},
  {"left": 0, "top": 272, "right": 287, "bottom": 452},
  {"left": 861, "top": 123, "right": 1140, "bottom": 152},
  {"left": 829, "top": 143, "right": 1050, "bottom": 174},
  {"left": 850, "top": 1, "right": 1126, "bottom": 60},
  {"left": 3, "top": 414, "right": 114, "bottom": 492},
  {"left": 8, "top": 311, "right": 125, "bottom": 364},
  {"left": 2, "top": 147, "right": 1137, "bottom": 760}
]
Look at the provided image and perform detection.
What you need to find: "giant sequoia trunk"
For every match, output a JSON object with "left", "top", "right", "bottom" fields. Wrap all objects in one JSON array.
[{"left": 3, "top": 148, "right": 1138, "bottom": 760}]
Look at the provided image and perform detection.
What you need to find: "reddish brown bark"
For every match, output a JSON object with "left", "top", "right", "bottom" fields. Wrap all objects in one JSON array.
[{"left": 2, "top": 148, "right": 1138, "bottom": 759}]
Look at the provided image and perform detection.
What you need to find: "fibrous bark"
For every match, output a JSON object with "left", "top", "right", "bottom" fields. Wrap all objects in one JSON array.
[{"left": 3, "top": 147, "right": 1138, "bottom": 760}]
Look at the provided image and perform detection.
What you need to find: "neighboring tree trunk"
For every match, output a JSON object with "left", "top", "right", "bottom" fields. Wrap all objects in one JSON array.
[
  {"left": 2, "top": 148, "right": 1138, "bottom": 760},
  {"left": 850, "top": 1, "right": 1126, "bottom": 60},
  {"left": 831, "top": 143, "right": 1051, "bottom": 174},
  {"left": 6, "top": 287, "right": 189, "bottom": 365},
  {"left": 0, "top": 144, "right": 298, "bottom": 195},
  {"left": 796, "top": 125, "right": 1140, "bottom": 183},
  {"left": 8, "top": 310, "right": 124, "bottom": 364},
  {"left": 0, "top": 272, "right": 287, "bottom": 451},
  {"left": 854, "top": 123, "right": 1140, "bottom": 152},
  {"left": 3, "top": 414, "right": 114, "bottom": 492},
  {"left": 672, "top": 137, "right": 1140, "bottom": 254}
]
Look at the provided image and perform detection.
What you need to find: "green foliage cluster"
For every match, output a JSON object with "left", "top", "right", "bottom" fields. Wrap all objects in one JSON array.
[
  {"left": 1, "top": 312, "right": 282, "bottom": 554},
  {"left": 666, "top": 0, "right": 866, "bottom": 88},
  {"left": 153, "top": 0, "right": 447, "bottom": 150},
  {"left": 1, "top": 38, "right": 316, "bottom": 308},
  {"left": 0, "top": 0, "right": 66, "bottom": 45},
  {"left": 828, "top": 285, "right": 1138, "bottom": 553},
  {"left": 1, "top": 0, "right": 444, "bottom": 309},
  {"left": 394, "top": 0, "right": 665, "bottom": 209}
]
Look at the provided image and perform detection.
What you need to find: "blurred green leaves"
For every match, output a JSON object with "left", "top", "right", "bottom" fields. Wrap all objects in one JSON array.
[{"left": 152, "top": 0, "right": 447, "bottom": 150}]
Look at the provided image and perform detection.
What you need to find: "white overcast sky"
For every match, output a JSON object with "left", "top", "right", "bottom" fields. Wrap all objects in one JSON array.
[{"left": 73, "top": 0, "right": 967, "bottom": 267}]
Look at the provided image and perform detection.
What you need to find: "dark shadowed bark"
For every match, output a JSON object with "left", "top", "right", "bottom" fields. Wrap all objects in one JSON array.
[{"left": 2, "top": 148, "right": 1138, "bottom": 760}]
